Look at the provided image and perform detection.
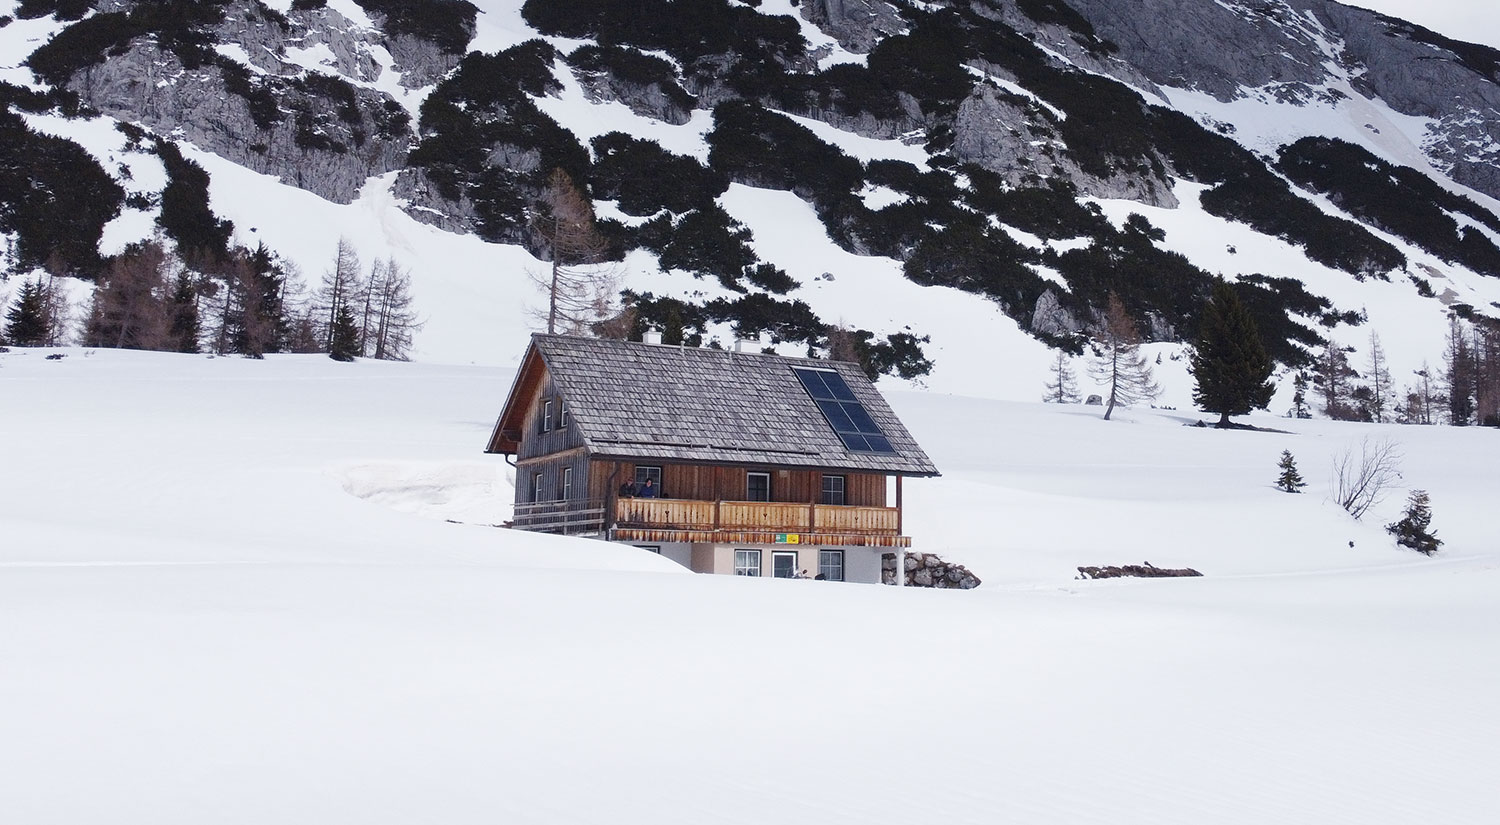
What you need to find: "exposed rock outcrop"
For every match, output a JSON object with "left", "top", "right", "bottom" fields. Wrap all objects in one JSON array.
[
  {"left": 66, "top": 1, "right": 417, "bottom": 204},
  {"left": 1077, "top": 562, "right": 1203, "bottom": 579},
  {"left": 569, "top": 66, "right": 694, "bottom": 126},
  {"left": 952, "top": 82, "right": 1178, "bottom": 207},
  {"left": 1030, "top": 289, "right": 1082, "bottom": 338},
  {"left": 1058, "top": 0, "right": 1500, "bottom": 200},
  {"left": 391, "top": 168, "right": 478, "bottom": 236},
  {"left": 800, "top": 0, "right": 907, "bottom": 53},
  {"left": 71, "top": 42, "right": 410, "bottom": 204}
]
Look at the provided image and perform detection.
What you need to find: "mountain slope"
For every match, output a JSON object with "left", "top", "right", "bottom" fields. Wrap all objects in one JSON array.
[{"left": 2, "top": 0, "right": 1499, "bottom": 406}]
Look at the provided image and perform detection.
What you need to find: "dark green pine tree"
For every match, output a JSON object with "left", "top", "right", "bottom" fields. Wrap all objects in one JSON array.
[
  {"left": 3, "top": 279, "right": 51, "bottom": 346},
  {"left": 329, "top": 301, "right": 361, "bottom": 362},
  {"left": 1387, "top": 490, "right": 1441, "bottom": 555},
  {"left": 166, "top": 272, "right": 201, "bottom": 353},
  {"left": 1190, "top": 279, "right": 1275, "bottom": 427},
  {"left": 1276, "top": 450, "right": 1306, "bottom": 493}
]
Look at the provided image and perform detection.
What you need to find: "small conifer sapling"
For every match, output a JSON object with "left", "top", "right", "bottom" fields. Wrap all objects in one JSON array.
[
  {"left": 1276, "top": 450, "right": 1306, "bottom": 493},
  {"left": 329, "top": 302, "right": 361, "bottom": 362},
  {"left": 1386, "top": 490, "right": 1441, "bottom": 555}
]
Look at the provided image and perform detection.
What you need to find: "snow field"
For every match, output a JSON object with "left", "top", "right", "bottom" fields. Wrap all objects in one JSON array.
[{"left": 2, "top": 348, "right": 1498, "bottom": 824}]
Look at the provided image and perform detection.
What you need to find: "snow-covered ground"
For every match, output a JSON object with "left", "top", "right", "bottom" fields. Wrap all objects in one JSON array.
[{"left": 2, "top": 347, "right": 1496, "bottom": 824}]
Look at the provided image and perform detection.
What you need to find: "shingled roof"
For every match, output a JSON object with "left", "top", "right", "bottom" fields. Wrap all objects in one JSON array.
[{"left": 487, "top": 334, "right": 939, "bottom": 476}]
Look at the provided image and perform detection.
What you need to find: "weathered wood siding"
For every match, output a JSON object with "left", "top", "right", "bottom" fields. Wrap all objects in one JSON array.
[
  {"left": 516, "top": 368, "right": 586, "bottom": 462},
  {"left": 515, "top": 453, "right": 593, "bottom": 506},
  {"left": 592, "top": 462, "right": 887, "bottom": 505}
]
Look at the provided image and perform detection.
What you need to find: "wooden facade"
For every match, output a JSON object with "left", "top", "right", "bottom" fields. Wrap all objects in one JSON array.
[{"left": 511, "top": 455, "right": 908, "bottom": 548}]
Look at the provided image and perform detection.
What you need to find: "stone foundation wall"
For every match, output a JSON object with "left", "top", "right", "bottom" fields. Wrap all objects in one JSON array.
[{"left": 881, "top": 552, "right": 981, "bottom": 589}]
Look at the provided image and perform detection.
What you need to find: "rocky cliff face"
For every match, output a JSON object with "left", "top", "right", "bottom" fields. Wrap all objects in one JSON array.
[
  {"left": 62, "top": 0, "right": 466, "bottom": 203},
  {"left": 72, "top": 44, "right": 410, "bottom": 204},
  {"left": 800, "top": 0, "right": 908, "bottom": 53},
  {"left": 1057, "top": 0, "right": 1500, "bottom": 200}
]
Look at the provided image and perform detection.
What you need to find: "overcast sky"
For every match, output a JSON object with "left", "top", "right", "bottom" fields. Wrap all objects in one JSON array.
[{"left": 1344, "top": 1, "right": 1500, "bottom": 49}]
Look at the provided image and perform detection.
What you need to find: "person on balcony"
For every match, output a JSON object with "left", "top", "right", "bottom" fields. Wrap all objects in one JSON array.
[
  {"left": 638, "top": 478, "right": 658, "bottom": 498},
  {"left": 618, "top": 480, "right": 638, "bottom": 497}
]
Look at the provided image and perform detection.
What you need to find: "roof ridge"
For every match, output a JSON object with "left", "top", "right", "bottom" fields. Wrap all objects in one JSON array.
[{"left": 532, "top": 332, "right": 863, "bottom": 369}]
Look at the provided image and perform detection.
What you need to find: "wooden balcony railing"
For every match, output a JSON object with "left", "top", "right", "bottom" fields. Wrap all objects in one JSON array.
[
  {"left": 509, "top": 498, "right": 906, "bottom": 546},
  {"left": 614, "top": 498, "right": 901, "bottom": 540},
  {"left": 511, "top": 499, "right": 606, "bottom": 534}
]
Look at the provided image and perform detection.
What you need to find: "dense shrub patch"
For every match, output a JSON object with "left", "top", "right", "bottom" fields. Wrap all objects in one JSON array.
[
  {"left": 1233, "top": 274, "right": 1329, "bottom": 367},
  {"left": 1014, "top": 0, "right": 1115, "bottom": 53},
  {"left": 407, "top": 43, "right": 589, "bottom": 242},
  {"left": 27, "top": 2, "right": 231, "bottom": 86},
  {"left": 15, "top": 0, "right": 92, "bottom": 21},
  {"left": 637, "top": 205, "right": 757, "bottom": 290},
  {"left": 590, "top": 132, "right": 726, "bottom": 216},
  {"left": 0, "top": 106, "right": 122, "bottom": 276},
  {"left": 1198, "top": 167, "right": 1407, "bottom": 277},
  {"left": 706, "top": 101, "right": 864, "bottom": 206},
  {"left": 566, "top": 45, "right": 694, "bottom": 112},
  {"left": 154, "top": 138, "right": 234, "bottom": 262},
  {"left": 1278, "top": 136, "right": 1500, "bottom": 276},
  {"left": 522, "top": 0, "right": 804, "bottom": 96},
  {"left": 352, "top": 0, "right": 477, "bottom": 54},
  {"left": 904, "top": 220, "right": 1047, "bottom": 312},
  {"left": 522, "top": 0, "right": 804, "bottom": 66},
  {"left": 704, "top": 292, "right": 823, "bottom": 344},
  {"left": 963, "top": 172, "right": 1109, "bottom": 240}
]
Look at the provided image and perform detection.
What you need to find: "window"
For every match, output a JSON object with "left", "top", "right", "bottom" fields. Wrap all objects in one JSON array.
[
  {"left": 819, "top": 550, "right": 844, "bottom": 582},
  {"left": 558, "top": 400, "right": 569, "bottom": 428},
  {"left": 560, "top": 467, "right": 573, "bottom": 500},
  {"left": 792, "top": 367, "right": 895, "bottom": 454},
  {"left": 636, "top": 545, "right": 661, "bottom": 554},
  {"left": 532, "top": 472, "right": 544, "bottom": 502},
  {"left": 821, "top": 474, "right": 846, "bottom": 505},
  {"left": 734, "top": 549, "right": 761, "bottom": 576},
  {"left": 539, "top": 399, "right": 553, "bottom": 433},
  {"left": 747, "top": 472, "right": 771, "bottom": 502},
  {"left": 634, "top": 465, "right": 662, "bottom": 487},
  {"left": 772, "top": 551, "right": 798, "bottom": 578}
]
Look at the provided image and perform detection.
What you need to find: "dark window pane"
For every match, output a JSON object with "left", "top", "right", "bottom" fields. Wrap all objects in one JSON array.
[
  {"left": 747, "top": 472, "right": 770, "bottom": 501},
  {"left": 838, "top": 432, "right": 869, "bottom": 451},
  {"left": 844, "top": 403, "right": 882, "bottom": 434},
  {"left": 815, "top": 400, "right": 856, "bottom": 433},
  {"left": 821, "top": 371, "right": 859, "bottom": 402},
  {"left": 793, "top": 368, "right": 830, "bottom": 399}
]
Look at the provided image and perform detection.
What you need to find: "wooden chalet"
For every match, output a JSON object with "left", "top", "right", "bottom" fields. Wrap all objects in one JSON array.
[{"left": 485, "top": 334, "right": 940, "bottom": 583}]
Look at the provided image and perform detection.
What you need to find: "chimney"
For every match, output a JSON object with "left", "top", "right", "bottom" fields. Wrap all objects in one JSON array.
[
  {"left": 734, "top": 334, "right": 761, "bottom": 353},
  {"left": 642, "top": 328, "right": 663, "bottom": 345}
]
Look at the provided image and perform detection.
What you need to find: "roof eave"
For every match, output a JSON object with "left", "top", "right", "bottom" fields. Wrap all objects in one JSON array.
[{"left": 484, "top": 340, "right": 545, "bottom": 455}]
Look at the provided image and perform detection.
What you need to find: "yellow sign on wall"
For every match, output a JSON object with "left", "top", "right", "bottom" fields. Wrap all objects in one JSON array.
[{"left": 775, "top": 534, "right": 801, "bottom": 544}]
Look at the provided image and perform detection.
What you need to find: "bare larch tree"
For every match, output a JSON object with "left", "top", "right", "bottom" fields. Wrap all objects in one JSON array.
[
  {"left": 530, "top": 168, "right": 619, "bottom": 335},
  {"left": 1088, "top": 293, "right": 1160, "bottom": 420},
  {"left": 1044, "top": 348, "right": 1080, "bottom": 403}
]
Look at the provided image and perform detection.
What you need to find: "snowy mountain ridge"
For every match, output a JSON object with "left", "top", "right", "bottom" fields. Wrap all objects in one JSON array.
[{"left": 1, "top": 0, "right": 1499, "bottom": 407}]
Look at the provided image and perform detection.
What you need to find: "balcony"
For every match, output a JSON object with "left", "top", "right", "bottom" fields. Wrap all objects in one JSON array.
[
  {"left": 509, "top": 498, "right": 909, "bottom": 547},
  {"left": 611, "top": 497, "right": 908, "bottom": 548},
  {"left": 510, "top": 499, "right": 607, "bottom": 535}
]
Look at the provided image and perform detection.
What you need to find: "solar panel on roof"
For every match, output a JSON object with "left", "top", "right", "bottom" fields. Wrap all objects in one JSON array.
[{"left": 793, "top": 367, "right": 897, "bottom": 454}]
